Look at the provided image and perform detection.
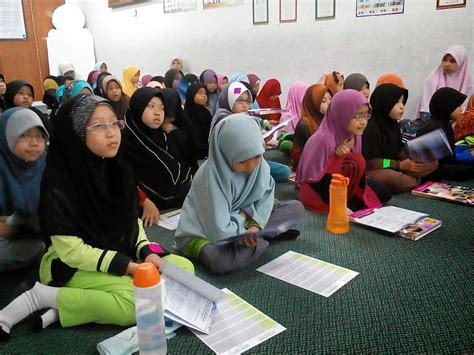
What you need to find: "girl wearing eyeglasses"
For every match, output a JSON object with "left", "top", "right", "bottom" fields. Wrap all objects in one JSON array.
[
  {"left": 297, "top": 90, "right": 391, "bottom": 213},
  {"left": 0, "top": 95, "right": 193, "bottom": 341},
  {"left": 363, "top": 84, "right": 438, "bottom": 193},
  {"left": 0, "top": 108, "right": 48, "bottom": 273}
]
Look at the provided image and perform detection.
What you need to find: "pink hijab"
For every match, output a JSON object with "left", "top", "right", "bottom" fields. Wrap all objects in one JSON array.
[
  {"left": 418, "top": 45, "right": 472, "bottom": 114},
  {"left": 296, "top": 90, "right": 369, "bottom": 184},
  {"left": 279, "top": 81, "right": 309, "bottom": 132}
]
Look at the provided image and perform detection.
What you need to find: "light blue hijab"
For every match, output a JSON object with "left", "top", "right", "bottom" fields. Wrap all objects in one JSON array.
[
  {"left": 175, "top": 114, "right": 274, "bottom": 247},
  {"left": 0, "top": 108, "right": 48, "bottom": 216},
  {"left": 228, "top": 72, "right": 249, "bottom": 84}
]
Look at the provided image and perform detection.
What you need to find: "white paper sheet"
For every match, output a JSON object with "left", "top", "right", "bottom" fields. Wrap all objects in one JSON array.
[
  {"left": 0, "top": 0, "right": 26, "bottom": 39},
  {"left": 191, "top": 289, "right": 285, "bottom": 354},
  {"left": 280, "top": 0, "right": 296, "bottom": 22},
  {"left": 317, "top": 0, "right": 334, "bottom": 18},
  {"left": 157, "top": 210, "right": 181, "bottom": 230},
  {"left": 257, "top": 251, "right": 359, "bottom": 297},
  {"left": 353, "top": 206, "right": 428, "bottom": 233}
]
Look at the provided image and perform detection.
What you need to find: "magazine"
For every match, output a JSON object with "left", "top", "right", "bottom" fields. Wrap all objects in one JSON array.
[
  {"left": 412, "top": 181, "right": 474, "bottom": 207},
  {"left": 349, "top": 206, "right": 442, "bottom": 241},
  {"left": 406, "top": 128, "right": 453, "bottom": 163}
]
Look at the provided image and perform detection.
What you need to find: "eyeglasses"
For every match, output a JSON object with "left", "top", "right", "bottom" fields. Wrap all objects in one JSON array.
[
  {"left": 353, "top": 114, "right": 371, "bottom": 121},
  {"left": 19, "top": 132, "right": 46, "bottom": 142},
  {"left": 235, "top": 98, "right": 252, "bottom": 105},
  {"left": 86, "top": 120, "right": 125, "bottom": 134}
]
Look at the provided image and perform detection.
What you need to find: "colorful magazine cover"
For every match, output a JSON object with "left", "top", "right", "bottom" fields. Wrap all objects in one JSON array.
[{"left": 412, "top": 181, "right": 474, "bottom": 207}]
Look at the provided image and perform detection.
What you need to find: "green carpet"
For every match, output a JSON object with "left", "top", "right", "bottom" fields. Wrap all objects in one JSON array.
[{"left": 1, "top": 178, "right": 473, "bottom": 354}]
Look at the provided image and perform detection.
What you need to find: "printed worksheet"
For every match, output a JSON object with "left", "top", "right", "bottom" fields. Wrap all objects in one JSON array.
[
  {"left": 191, "top": 289, "right": 285, "bottom": 354},
  {"left": 157, "top": 210, "right": 181, "bottom": 230},
  {"left": 257, "top": 251, "right": 359, "bottom": 297}
]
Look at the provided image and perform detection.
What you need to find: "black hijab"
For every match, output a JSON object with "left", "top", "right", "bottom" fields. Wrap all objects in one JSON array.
[
  {"left": 160, "top": 88, "right": 193, "bottom": 133},
  {"left": 120, "top": 87, "right": 192, "bottom": 207},
  {"left": 94, "top": 71, "right": 112, "bottom": 96},
  {"left": 5, "top": 80, "right": 35, "bottom": 109},
  {"left": 362, "top": 83, "right": 408, "bottom": 161},
  {"left": 417, "top": 87, "right": 467, "bottom": 149},
  {"left": 39, "top": 95, "right": 139, "bottom": 256},
  {"left": 183, "top": 74, "right": 198, "bottom": 86},
  {"left": 151, "top": 76, "right": 165, "bottom": 84},
  {"left": 164, "top": 69, "right": 183, "bottom": 89},
  {"left": 184, "top": 83, "right": 212, "bottom": 159},
  {"left": 0, "top": 74, "right": 5, "bottom": 113}
]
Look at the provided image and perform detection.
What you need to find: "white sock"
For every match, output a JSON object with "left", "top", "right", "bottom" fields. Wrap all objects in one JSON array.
[
  {"left": 40, "top": 308, "right": 59, "bottom": 329},
  {"left": 0, "top": 282, "right": 58, "bottom": 334}
]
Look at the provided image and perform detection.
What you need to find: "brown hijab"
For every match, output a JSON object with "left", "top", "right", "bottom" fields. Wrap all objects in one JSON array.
[
  {"left": 300, "top": 84, "right": 329, "bottom": 135},
  {"left": 324, "top": 71, "right": 344, "bottom": 96}
]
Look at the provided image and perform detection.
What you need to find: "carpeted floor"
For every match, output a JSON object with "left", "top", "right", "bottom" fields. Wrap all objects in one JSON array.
[{"left": 1, "top": 168, "right": 473, "bottom": 354}]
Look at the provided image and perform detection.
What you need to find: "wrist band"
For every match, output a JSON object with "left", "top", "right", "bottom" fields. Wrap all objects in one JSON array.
[{"left": 382, "top": 159, "right": 391, "bottom": 168}]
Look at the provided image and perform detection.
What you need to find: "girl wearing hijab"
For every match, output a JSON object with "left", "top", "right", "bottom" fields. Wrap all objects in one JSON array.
[
  {"left": 247, "top": 74, "right": 261, "bottom": 109},
  {"left": 122, "top": 88, "right": 193, "bottom": 213},
  {"left": 344, "top": 73, "right": 370, "bottom": 98},
  {"left": 175, "top": 114, "right": 304, "bottom": 275},
  {"left": 93, "top": 61, "right": 108, "bottom": 73},
  {"left": 291, "top": 84, "right": 331, "bottom": 171},
  {"left": 362, "top": 84, "right": 438, "bottom": 193},
  {"left": 0, "top": 74, "right": 5, "bottom": 113},
  {"left": 58, "top": 63, "right": 75, "bottom": 79},
  {"left": 170, "top": 57, "right": 184, "bottom": 72},
  {"left": 100, "top": 75, "right": 130, "bottom": 120},
  {"left": 454, "top": 94, "right": 474, "bottom": 143},
  {"left": 199, "top": 69, "right": 219, "bottom": 115},
  {"left": 57, "top": 80, "right": 93, "bottom": 107},
  {"left": 217, "top": 74, "right": 228, "bottom": 91},
  {"left": 160, "top": 88, "right": 198, "bottom": 173},
  {"left": 256, "top": 79, "right": 283, "bottom": 124},
  {"left": 0, "top": 108, "right": 48, "bottom": 272},
  {"left": 418, "top": 45, "right": 472, "bottom": 116},
  {"left": 42, "top": 76, "right": 61, "bottom": 112},
  {"left": 164, "top": 69, "right": 184, "bottom": 90},
  {"left": 0, "top": 95, "right": 193, "bottom": 341},
  {"left": 86, "top": 70, "right": 99, "bottom": 89},
  {"left": 5, "top": 80, "right": 51, "bottom": 133},
  {"left": 279, "top": 81, "right": 310, "bottom": 133},
  {"left": 184, "top": 83, "right": 212, "bottom": 159},
  {"left": 210, "top": 82, "right": 291, "bottom": 183},
  {"left": 93, "top": 71, "right": 111, "bottom": 96},
  {"left": 323, "top": 71, "right": 344, "bottom": 97},
  {"left": 375, "top": 73, "right": 406, "bottom": 89},
  {"left": 228, "top": 72, "right": 249, "bottom": 84},
  {"left": 121, "top": 66, "right": 140, "bottom": 97},
  {"left": 297, "top": 90, "right": 391, "bottom": 212},
  {"left": 417, "top": 88, "right": 474, "bottom": 179},
  {"left": 141, "top": 74, "right": 153, "bottom": 87}
]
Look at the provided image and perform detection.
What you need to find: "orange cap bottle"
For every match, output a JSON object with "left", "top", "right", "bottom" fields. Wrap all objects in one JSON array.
[
  {"left": 133, "top": 262, "right": 161, "bottom": 287},
  {"left": 326, "top": 174, "right": 350, "bottom": 234}
]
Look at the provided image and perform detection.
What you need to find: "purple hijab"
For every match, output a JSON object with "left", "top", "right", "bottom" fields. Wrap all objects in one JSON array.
[
  {"left": 296, "top": 89, "right": 369, "bottom": 184},
  {"left": 418, "top": 45, "right": 472, "bottom": 114},
  {"left": 279, "top": 81, "right": 309, "bottom": 132},
  {"left": 199, "top": 69, "right": 217, "bottom": 86}
]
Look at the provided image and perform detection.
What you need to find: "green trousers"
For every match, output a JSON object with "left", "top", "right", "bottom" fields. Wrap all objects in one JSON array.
[{"left": 41, "top": 254, "right": 194, "bottom": 327}]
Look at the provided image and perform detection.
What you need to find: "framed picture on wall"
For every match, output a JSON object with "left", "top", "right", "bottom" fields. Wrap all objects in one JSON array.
[
  {"left": 279, "top": 0, "right": 297, "bottom": 23},
  {"left": 253, "top": 0, "right": 269, "bottom": 25},
  {"left": 315, "top": 0, "right": 335, "bottom": 20},
  {"left": 436, "top": 0, "right": 466, "bottom": 9}
]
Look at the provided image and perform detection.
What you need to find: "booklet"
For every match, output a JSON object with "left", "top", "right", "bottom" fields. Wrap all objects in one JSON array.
[
  {"left": 160, "top": 260, "right": 227, "bottom": 334},
  {"left": 349, "top": 206, "right": 442, "bottom": 241},
  {"left": 406, "top": 128, "right": 453, "bottom": 163},
  {"left": 157, "top": 209, "right": 181, "bottom": 230},
  {"left": 247, "top": 108, "right": 286, "bottom": 116},
  {"left": 262, "top": 120, "right": 290, "bottom": 139},
  {"left": 412, "top": 181, "right": 474, "bottom": 207}
]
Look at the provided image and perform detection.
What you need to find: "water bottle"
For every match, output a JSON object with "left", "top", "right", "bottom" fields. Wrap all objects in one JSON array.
[
  {"left": 133, "top": 263, "right": 167, "bottom": 355},
  {"left": 326, "top": 174, "right": 350, "bottom": 234}
]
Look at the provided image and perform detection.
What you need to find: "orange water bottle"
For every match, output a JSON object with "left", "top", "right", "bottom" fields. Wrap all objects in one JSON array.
[{"left": 326, "top": 174, "right": 350, "bottom": 234}]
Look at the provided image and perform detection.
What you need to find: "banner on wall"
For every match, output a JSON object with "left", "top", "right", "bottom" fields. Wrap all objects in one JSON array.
[
  {"left": 164, "top": 0, "right": 197, "bottom": 13},
  {"left": 203, "top": 0, "right": 244, "bottom": 9},
  {"left": 0, "top": 0, "right": 27, "bottom": 39},
  {"left": 356, "top": 0, "right": 404, "bottom": 17}
]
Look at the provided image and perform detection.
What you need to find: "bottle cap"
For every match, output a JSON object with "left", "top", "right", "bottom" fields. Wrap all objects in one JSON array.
[
  {"left": 133, "top": 262, "right": 160, "bottom": 287},
  {"left": 331, "top": 173, "right": 349, "bottom": 187}
]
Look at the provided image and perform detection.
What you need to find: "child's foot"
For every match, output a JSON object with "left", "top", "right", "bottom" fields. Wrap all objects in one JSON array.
[{"left": 263, "top": 229, "right": 300, "bottom": 242}]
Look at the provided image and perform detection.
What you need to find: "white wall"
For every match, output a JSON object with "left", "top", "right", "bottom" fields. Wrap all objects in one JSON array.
[{"left": 66, "top": 0, "right": 473, "bottom": 118}]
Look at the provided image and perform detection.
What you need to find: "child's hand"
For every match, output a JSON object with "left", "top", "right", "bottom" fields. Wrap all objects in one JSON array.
[
  {"left": 125, "top": 261, "right": 139, "bottom": 276},
  {"left": 400, "top": 159, "right": 428, "bottom": 173},
  {"left": 162, "top": 122, "right": 174, "bottom": 133},
  {"left": 242, "top": 226, "right": 260, "bottom": 247},
  {"left": 335, "top": 139, "right": 353, "bottom": 157},
  {"left": 239, "top": 209, "right": 248, "bottom": 220},
  {"left": 0, "top": 216, "right": 11, "bottom": 238},
  {"left": 144, "top": 253, "right": 163, "bottom": 270},
  {"left": 141, "top": 198, "right": 160, "bottom": 227}
]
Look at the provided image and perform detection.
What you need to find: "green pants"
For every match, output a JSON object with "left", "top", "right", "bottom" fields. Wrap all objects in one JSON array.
[{"left": 45, "top": 255, "right": 194, "bottom": 327}]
